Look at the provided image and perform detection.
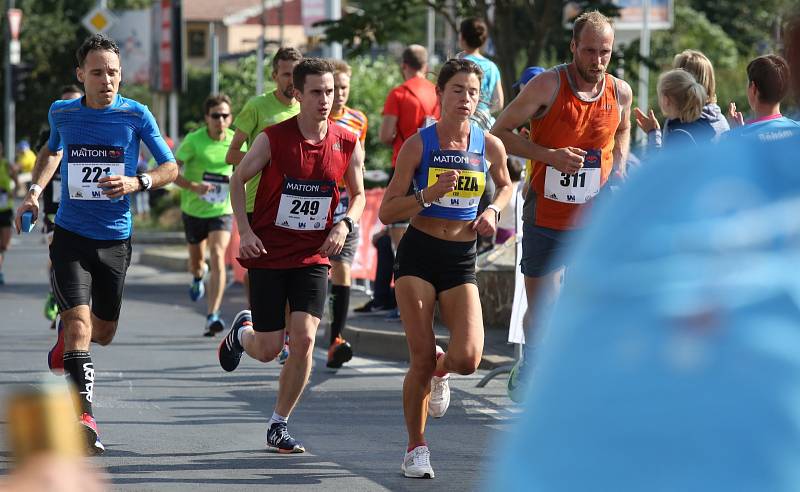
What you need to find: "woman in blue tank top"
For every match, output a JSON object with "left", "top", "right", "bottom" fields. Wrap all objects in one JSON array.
[{"left": 379, "top": 58, "right": 512, "bottom": 479}]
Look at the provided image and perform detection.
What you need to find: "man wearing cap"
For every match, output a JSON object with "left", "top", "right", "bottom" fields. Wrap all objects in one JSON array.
[{"left": 492, "top": 11, "right": 632, "bottom": 401}]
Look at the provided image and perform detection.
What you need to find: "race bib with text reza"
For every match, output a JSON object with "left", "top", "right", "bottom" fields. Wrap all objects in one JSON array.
[
  {"left": 333, "top": 187, "right": 349, "bottom": 223},
  {"left": 67, "top": 145, "right": 125, "bottom": 200},
  {"left": 275, "top": 177, "right": 335, "bottom": 231},
  {"left": 543, "top": 148, "right": 602, "bottom": 204},
  {"left": 201, "top": 172, "right": 230, "bottom": 204},
  {"left": 52, "top": 173, "right": 61, "bottom": 204},
  {"left": 427, "top": 150, "right": 486, "bottom": 209}
]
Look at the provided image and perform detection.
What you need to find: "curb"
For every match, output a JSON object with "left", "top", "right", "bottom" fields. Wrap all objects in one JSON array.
[
  {"left": 343, "top": 325, "right": 514, "bottom": 370},
  {"left": 139, "top": 247, "right": 188, "bottom": 272}
]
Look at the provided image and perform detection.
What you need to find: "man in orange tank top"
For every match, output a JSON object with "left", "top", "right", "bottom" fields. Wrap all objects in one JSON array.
[{"left": 492, "top": 11, "right": 632, "bottom": 400}]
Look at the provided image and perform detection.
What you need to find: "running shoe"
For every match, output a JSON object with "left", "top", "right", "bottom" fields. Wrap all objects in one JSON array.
[
  {"left": 189, "top": 277, "right": 205, "bottom": 302},
  {"left": 266, "top": 422, "right": 305, "bottom": 454},
  {"left": 326, "top": 336, "right": 353, "bottom": 370},
  {"left": 402, "top": 445, "right": 434, "bottom": 478},
  {"left": 218, "top": 310, "right": 250, "bottom": 372},
  {"left": 47, "top": 316, "right": 65, "bottom": 374},
  {"left": 79, "top": 413, "right": 105, "bottom": 456},
  {"left": 429, "top": 345, "right": 450, "bottom": 418},
  {"left": 203, "top": 312, "right": 225, "bottom": 337},
  {"left": 277, "top": 344, "right": 290, "bottom": 365},
  {"left": 43, "top": 292, "right": 58, "bottom": 321},
  {"left": 353, "top": 299, "right": 392, "bottom": 313}
]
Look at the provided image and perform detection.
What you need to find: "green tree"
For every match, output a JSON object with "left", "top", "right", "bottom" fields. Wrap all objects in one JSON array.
[{"left": 687, "top": 0, "right": 791, "bottom": 56}]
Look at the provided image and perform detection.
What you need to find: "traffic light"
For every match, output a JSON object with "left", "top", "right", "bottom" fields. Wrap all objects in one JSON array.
[{"left": 10, "top": 63, "right": 32, "bottom": 101}]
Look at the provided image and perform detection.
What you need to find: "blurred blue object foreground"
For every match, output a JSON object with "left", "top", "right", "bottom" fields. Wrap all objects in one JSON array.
[{"left": 489, "top": 130, "right": 800, "bottom": 492}]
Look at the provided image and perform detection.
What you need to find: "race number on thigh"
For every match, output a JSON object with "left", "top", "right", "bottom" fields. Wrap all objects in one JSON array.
[
  {"left": 543, "top": 149, "right": 602, "bottom": 204},
  {"left": 275, "top": 177, "right": 334, "bottom": 231},
  {"left": 66, "top": 144, "right": 125, "bottom": 201},
  {"left": 201, "top": 172, "right": 230, "bottom": 204}
]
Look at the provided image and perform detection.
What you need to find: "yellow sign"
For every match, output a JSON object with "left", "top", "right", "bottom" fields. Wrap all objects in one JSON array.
[{"left": 82, "top": 6, "right": 117, "bottom": 34}]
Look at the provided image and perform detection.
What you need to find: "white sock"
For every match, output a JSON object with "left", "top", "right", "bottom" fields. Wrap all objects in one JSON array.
[
  {"left": 237, "top": 327, "right": 248, "bottom": 348},
  {"left": 268, "top": 412, "right": 288, "bottom": 427}
]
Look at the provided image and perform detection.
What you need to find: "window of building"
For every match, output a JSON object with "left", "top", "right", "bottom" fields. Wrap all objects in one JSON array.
[{"left": 188, "top": 29, "right": 206, "bottom": 58}]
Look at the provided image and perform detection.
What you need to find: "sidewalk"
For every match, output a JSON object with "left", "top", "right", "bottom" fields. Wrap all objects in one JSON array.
[{"left": 138, "top": 241, "right": 516, "bottom": 369}]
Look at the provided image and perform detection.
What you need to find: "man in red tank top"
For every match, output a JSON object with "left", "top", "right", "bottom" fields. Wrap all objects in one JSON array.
[
  {"left": 217, "top": 58, "right": 366, "bottom": 454},
  {"left": 492, "top": 11, "right": 632, "bottom": 400}
]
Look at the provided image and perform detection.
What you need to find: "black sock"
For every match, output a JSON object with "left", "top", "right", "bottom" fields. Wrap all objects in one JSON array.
[
  {"left": 63, "top": 351, "right": 94, "bottom": 417},
  {"left": 330, "top": 285, "right": 351, "bottom": 345}
]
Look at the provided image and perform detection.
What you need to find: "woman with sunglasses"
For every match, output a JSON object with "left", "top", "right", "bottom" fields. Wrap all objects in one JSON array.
[
  {"left": 174, "top": 93, "right": 237, "bottom": 336},
  {"left": 379, "top": 58, "right": 512, "bottom": 479}
]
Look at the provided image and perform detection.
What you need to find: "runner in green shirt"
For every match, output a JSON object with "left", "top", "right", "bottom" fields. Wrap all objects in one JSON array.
[
  {"left": 225, "top": 47, "right": 303, "bottom": 215},
  {"left": 175, "top": 94, "right": 238, "bottom": 336},
  {"left": 0, "top": 143, "right": 13, "bottom": 285}
]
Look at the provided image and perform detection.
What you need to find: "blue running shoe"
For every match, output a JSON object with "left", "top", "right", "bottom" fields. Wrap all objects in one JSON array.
[
  {"left": 204, "top": 312, "right": 225, "bottom": 337},
  {"left": 218, "top": 310, "right": 250, "bottom": 372},
  {"left": 266, "top": 422, "right": 305, "bottom": 454},
  {"left": 278, "top": 344, "right": 289, "bottom": 365},
  {"left": 189, "top": 277, "right": 205, "bottom": 302}
]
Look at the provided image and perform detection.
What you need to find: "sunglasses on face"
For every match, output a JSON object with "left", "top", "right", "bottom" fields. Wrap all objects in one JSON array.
[{"left": 209, "top": 113, "right": 230, "bottom": 119}]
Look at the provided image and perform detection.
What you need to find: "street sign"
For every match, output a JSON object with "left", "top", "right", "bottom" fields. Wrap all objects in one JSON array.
[
  {"left": 7, "top": 8, "right": 22, "bottom": 40},
  {"left": 82, "top": 5, "right": 117, "bottom": 34}
]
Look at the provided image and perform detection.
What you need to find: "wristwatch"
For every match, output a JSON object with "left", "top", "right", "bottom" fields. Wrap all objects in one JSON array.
[
  {"left": 487, "top": 204, "right": 501, "bottom": 222},
  {"left": 341, "top": 216, "right": 355, "bottom": 232},
  {"left": 136, "top": 173, "right": 152, "bottom": 191}
]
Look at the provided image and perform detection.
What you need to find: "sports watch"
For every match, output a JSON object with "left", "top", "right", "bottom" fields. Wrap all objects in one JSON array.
[
  {"left": 136, "top": 173, "right": 152, "bottom": 191},
  {"left": 487, "top": 204, "right": 501, "bottom": 222},
  {"left": 341, "top": 216, "right": 355, "bottom": 232}
]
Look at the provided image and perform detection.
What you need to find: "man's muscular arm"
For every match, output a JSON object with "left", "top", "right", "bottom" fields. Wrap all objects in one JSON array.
[
  {"left": 491, "top": 71, "right": 586, "bottom": 174},
  {"left": 612, "top": 79, "right": 633, "bottom": 178}
]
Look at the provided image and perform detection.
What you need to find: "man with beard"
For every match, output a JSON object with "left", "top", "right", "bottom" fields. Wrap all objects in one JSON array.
[{"left": 491, "top": 10, "right": 632, "bottom": 400}]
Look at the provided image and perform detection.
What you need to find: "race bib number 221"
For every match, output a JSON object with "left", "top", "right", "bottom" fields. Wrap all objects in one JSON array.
[{"left": 67, "top": 144, "right": 125, "bottom": 200}]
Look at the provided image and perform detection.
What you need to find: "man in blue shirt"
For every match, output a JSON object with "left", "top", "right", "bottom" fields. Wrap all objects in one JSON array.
[{"left": 15, "top": 34, "right": 177, "bottom": 455}]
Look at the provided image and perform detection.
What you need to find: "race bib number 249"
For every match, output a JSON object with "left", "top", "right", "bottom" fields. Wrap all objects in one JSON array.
[{"left": 275, "top": 177, "right": 335, "bottom": 231}]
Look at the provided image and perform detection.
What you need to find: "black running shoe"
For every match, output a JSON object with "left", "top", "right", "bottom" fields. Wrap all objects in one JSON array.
[
  {"left": 218, "top": 310, "right": 250, "bottom": 372},
  {"left": 326, "top": 336, "right": 353, "bottom": 370},
  {"left": 266, "top": 422, "right": 305, "bottom": 454}
]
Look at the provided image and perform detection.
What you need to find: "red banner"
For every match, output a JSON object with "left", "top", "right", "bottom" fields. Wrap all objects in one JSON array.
[{"left": 225, "top": 188, "right": 386, "bottom": 283}]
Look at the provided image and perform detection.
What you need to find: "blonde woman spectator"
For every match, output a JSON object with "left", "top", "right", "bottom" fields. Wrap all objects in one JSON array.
[
  {"left": 673, "top": 49, "right": 730, "bottom": 140},
  {"left": 635, "top": 69, "right": 715, "bottom": 149}
]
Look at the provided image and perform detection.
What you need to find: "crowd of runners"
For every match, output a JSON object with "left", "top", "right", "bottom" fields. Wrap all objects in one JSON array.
[{"left": 7, "top": 8, "right": 800, "bottom": 480}]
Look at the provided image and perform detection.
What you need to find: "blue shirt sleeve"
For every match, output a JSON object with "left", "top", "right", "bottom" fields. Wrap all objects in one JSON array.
[
  {"left": 138, "top": 105, "right": 175, "bottom": 165},
  {"left": 47, "top": 104, "right": 62, "bottom": 153}
]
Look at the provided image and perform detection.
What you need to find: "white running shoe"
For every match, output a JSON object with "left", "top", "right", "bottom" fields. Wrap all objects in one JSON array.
[
  {"left": 428, "top": 345, "right": 450, "bottom": 418},
  {"left": 402, "top": 445, "right": 435, "bottom": 478},
  {"left": 428, "top": 374, "right": 451, "bottom": 418}
]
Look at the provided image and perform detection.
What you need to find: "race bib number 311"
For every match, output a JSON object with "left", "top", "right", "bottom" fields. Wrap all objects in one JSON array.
[
  {"left": 67, "top": 145, "right": 125, "bottom": 200},
  {"left": 275, "top": 177, "right": 335, "bottom": 231},
  {"left": 543, "top": 149, "right": 602, "bottom": 204}
]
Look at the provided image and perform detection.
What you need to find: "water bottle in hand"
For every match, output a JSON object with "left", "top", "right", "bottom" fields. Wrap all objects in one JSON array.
[{"left": 21, "top": 211, "right": 35, "bottom": 233}]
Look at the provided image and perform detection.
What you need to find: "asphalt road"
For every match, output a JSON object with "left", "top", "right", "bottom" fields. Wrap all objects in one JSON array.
[{"left": 0, "top": 229, "right": 518, "bottom": 491}]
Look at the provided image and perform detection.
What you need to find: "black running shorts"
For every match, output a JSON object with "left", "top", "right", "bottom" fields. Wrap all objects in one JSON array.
[
  {"left": 394, "top": 225, "right": 477, "bottom": 293},
  {"left": 49, "top": 225, "right": 132, "bottom": 322},
  {"left": 182, "top": 213, "right": 233, "bottom": 245},
  {"left": 248, "top": 265, "right": 330, "bottom": 332},
  {"left": 0, "top": 209, "right": 12, "bottom": 228}
]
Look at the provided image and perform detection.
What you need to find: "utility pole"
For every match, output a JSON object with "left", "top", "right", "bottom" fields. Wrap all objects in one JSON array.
[
  {"left": 4, "top": 0, "right": 18, "bottom": 166},
  {"left": 256, "top": 0, "right": 266, "bottom": 96},
  {"left": 210, "top": 21, "right": 219, "bottom": 94},
  {"left": 324, "top": 0, "right": 342, "bottom": 59},
  {"left": 638, "top": 0, "right": 651, "bottom": 142}
]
